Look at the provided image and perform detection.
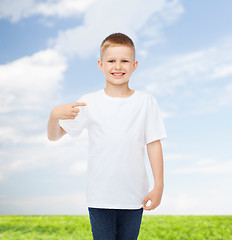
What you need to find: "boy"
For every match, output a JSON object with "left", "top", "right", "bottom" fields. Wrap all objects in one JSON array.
[{"left": 47, "top": 33, "right": 167, "bottom": 240}]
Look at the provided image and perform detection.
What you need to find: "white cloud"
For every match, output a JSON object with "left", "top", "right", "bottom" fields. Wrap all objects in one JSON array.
[
  {"left": 0, "top": 131, "right": 88, "bottom": 178},
  {"left": 210, "top": 63, "right": 232, "bottom": 79},
  {"left": 170, "top": 160, "right": 232, "bottom": 174},
  {"left": 0, "top": 48, "right": 72, "bottom": 184},
  {"left": 137, "top": 41, "right": 232, "bottom": 96},
  {"left": 0, "top": 193, "right": 88, "bottom": 214},
  {"left": 0, "top": 0, "right": 34, "bottom": 22},
  {"left": 216, "top": 83, "right": 232, "bottom": 108},
  {"left": 166, "top": 153, "right": 232, "bottom": 175},
  {"left": 0, "top": 129, "right": 89, "bottom": 214},
  {"left": 133, "top": 36, "right": 232, "bottom": 114},
  {"left": 52, "top": 0, "right": 184, "bottom": 58},
  {"left": 173, "top": 193, "right": 200, "bottom": 211},
  {"left": 196, "top": 158, "right": 217, "bottom": 166},
  {"left": 165, "top": 153, "right": 200, "bottom": 161},
  {"left": 0, "top": 48, "right": 67, "bottom": 113},
  {"left": 149, "top": 193, "right": 232, "bottom": 215},
  {"left": 0, "top": 174, "right": 4, "bottom": 183},
  {"left": 0, "top": 0, "right": 96, "bottom": 22},
  {"left": 138, "top": 0, "right": 184, "bottom": 48},
  {"left": 32, "top": 0, "right": 96, "bottom": 18}
]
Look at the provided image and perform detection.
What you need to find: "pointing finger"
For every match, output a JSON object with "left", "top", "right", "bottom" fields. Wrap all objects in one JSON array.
[{"left": 72, "top": 102, "right": 87, "bottom": 107}]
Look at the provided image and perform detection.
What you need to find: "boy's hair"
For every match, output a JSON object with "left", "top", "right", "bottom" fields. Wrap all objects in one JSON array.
[{"left": 100, "top": 33, "right": 135, "bottom": 60}]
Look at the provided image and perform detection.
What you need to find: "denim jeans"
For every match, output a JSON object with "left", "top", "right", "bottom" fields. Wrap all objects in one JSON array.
[{"left": 88, "top": 207, "right": 143, "bottom": 240}]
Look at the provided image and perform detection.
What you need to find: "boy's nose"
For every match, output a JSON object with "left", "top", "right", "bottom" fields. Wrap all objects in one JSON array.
[{"left": 115, "top": 62, "right": 121, "bottom": 69}]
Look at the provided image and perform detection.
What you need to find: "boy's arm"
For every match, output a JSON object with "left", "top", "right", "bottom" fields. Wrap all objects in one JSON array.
[
  {"left": 47, "top": 102, "right": 86, "bottom": 141},
  {"left": 47, "top": 115, "right": 67, "bottom": 141},
  {"left": 142, "top": 140, "right": 164, "bottom": 211}
]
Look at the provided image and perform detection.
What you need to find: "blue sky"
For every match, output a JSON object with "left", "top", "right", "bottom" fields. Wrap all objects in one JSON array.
[{"left": 0, "top": 0, "right": 232, "bottom": 215}]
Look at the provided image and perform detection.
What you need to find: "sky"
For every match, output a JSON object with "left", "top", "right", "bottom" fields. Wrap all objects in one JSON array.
[{"left": 0, "top": 0, "right": 232, "bottom": 215}]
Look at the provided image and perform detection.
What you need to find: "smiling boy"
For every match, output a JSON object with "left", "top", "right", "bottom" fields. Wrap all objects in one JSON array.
[{"left": 47, "top": 33, "right": 167, "bottom": 240}]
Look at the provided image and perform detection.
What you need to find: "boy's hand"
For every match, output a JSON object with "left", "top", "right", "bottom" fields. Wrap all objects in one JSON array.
[
  {"left": 142, "top": 185, "right": 163, "bottom": 211},
  {"left": 50, "top": 102, "right": 87, "bottom": 120}
]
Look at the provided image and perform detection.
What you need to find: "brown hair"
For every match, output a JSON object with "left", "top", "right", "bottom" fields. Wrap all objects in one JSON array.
[{"left": 100, "top": 33, "right": 135, "bottom": 60}]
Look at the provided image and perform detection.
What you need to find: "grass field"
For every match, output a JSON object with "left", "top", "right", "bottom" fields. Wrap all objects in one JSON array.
[{"left": 0, "top": 215, "right": 231, "bottom": 239}]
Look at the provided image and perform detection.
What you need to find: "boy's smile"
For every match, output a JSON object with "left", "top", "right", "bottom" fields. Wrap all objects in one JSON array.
[
  {"left": 111, "top": 72, "right": 125, "bottom": 78},
  {"left": 98, "top": 46, "right": 138, "bottom": 86}
]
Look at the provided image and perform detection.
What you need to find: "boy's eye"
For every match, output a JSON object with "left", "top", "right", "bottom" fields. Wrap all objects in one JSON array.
[{"left": 107, "top": 60, "right": 129, "bottom": 63}]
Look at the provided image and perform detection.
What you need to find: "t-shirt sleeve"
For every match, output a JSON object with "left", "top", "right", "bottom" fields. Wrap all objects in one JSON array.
[
  {"left": 59, "top": 95, "right": 88, "bottom": 139},
  {"left": 144, "top": 95, "right": 167, "bottom": 144}
]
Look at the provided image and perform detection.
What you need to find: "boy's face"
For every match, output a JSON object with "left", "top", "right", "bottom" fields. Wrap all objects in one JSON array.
[{"left": 98, "top": 46, "right": 138, "bottom": 86}]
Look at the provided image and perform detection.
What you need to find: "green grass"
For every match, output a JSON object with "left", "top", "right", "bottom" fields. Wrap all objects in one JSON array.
[
  {"left": 0, "top": 215, "right": 231, "bottom": 240},
  {"left": 139, "top": 215, "right": 232, "bottom": 240}
]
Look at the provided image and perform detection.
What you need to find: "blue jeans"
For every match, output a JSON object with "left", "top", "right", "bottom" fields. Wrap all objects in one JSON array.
[{"left": 88, "top": 207, "right": 143, "bottom": 240}]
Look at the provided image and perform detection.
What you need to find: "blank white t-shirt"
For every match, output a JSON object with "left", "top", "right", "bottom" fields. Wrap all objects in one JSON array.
[{"left": 59, "top": 89, "right": 167, "bottom": 209}]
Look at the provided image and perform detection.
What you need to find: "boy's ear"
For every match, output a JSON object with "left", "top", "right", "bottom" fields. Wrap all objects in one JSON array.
[
  {"left": 98, "top": 60, "right": 103, "bottom": 72},
  {"left": 133, "top": 60, "right": 138, "bottom": 72}
]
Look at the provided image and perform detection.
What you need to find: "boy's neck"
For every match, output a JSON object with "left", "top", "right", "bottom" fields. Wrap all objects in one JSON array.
[{"left": 104, "top": 85, "right": 134, "bottom": 98}]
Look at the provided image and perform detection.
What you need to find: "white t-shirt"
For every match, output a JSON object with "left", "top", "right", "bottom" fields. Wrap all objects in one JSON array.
[{"left": 59, "top": 89, "right": 167, "bottom": 209}]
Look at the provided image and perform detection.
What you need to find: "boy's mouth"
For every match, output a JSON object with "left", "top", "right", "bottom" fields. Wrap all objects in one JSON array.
[{"left": 111, "top": 72, "right": 125, "bottom": 76}]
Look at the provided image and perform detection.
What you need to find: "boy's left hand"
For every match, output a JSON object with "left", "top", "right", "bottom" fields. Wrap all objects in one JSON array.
[{"left": 142, "top": 185, "right": 163, "bottom": 211}]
